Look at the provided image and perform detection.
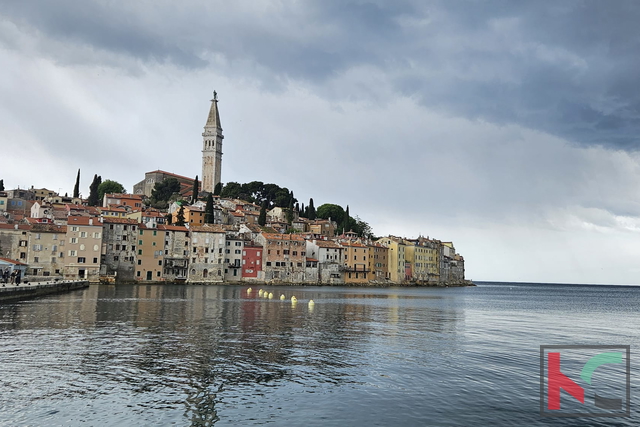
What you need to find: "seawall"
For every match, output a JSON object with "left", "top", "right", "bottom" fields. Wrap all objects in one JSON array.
[{"left": 0, "top": 280, "right": 89, "bottom": 303}]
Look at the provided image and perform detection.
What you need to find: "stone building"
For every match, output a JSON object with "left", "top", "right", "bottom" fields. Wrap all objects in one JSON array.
[
  {"left": 100, "top": 217, "right": 138, "bottom": 281},
  {"left": 158, "top": 224, "right": 190, "bottom": 281},
  {"left": 188, "top": 224, "right": 226, "bottom": 283},
  {"left": 255, "top": 233, "right": 306, "bottom": 283}
]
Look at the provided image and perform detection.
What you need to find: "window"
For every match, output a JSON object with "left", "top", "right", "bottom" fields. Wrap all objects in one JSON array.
[
  {"left": 235, "top": 241, "right": 241, "bottom": 246},
  {"left": 235, "top": 249, "right": 241, "bottom": 254},
  {"left": 297, "top": 262, "right": 302, "bottom": 267},
  {"left": 71, "top": 226, "right": 78, "bottom": 232},
  {"left": 138, "top": 240, "right": 143, "bottom": 245},
  {"left": 69, "top": 250, "right": 77, "bottom": 257},
  {"left": 266, "top": 262, "right": 272, "bottom": 266},
  {"left": 78, "top": 257, "right": 86, "bottom": 263},
  {"left": 283, "top": 250, "right": 289, "bottom": 255},
  {"left": 157, "top": 271, "right": 161, "bottom": 277},
  {"left": 292, "top": 251, "right": 297, "bottom": 256},
  {"left": 70, "top": 237, "right": 77, "bottom": 244},
  {"left": 113, "top": 256, "right": 119, "bottom": 261},
  {"left": 51, "top": 257, "right": 56, "bottom": 263},
  {"left": 35, "top": 233, "right": 41, "bottom": 240},
  {"left": 138, "top": 250, "right": 142, "bottom": 255},
  {"left": 158, "top": 260, "right": 162, "bottom": 266},
  {"left": 80, "top": 231, "right": 87, "bottom": 238},
  {"left": 34, "top": 256, "right": 39, "bottom": 263},
  {"left": 225, "top": 249, "right": 230, "bottom": 254},
  {"left": 137, "top": 271, "right": 141, "bottom": 277},
  {"left": 94, "top": 232, "right": 101, "bottom": 238},
  {"left": 20, "top": 252, "right": 26, "bottom": 259},
  {"left": 137, "top": 260, "right": 142, "bottom": 265}
]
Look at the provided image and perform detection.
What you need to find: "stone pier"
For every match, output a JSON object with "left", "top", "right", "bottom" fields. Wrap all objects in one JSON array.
[{"left": 0, "top": 280, "right": 89, "bottom": 302}]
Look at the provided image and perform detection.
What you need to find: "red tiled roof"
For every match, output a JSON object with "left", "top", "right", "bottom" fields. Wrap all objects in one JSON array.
[
  {"left": 0, "top": 257, "right": 27, "bottom": 266},
  {"left": 101, "top": 217, "right": 139, "bottom": 224}
]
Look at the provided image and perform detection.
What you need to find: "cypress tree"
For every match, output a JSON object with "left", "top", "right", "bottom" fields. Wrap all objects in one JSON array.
[
  {"left": 286, "top": 195, "right": 294, "bottom": 225},
  {"left": 176, "top": 205, "right": 186, "bottom": 226},
  {"left": 308, "top": 198, "right": 316, "bottom": 220},
  {"left": 204, "top": 193, "right": 214, "bottom": 224},
  {"left": 165, "top": 213, "right": 173, "bottom": 225},
  {"left": 88, "top": 174, "right": 102, "bottom": 206},
  {"left": 301, "top": 203, "right": 305, "bottom": 217},
  {"left": 0, "top": 179, "right": 4, "bottom": 192},
  {"left": 258, "top": 201, "right": 267, "bottom": 226},
  {"left": 213, "top": 182, "right": 223, "bottom": 196},
  {"left": 73, "top": 169, "right": 80, "bottom": 198},
  {"left": 192, "top": 175, "right": 199, "bottom": 203},
  {"left": 344, "top": 205, "right": 350, "bottom": 233}
]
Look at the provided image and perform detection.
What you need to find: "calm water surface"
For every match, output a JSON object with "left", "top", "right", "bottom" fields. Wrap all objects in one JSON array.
[{"left": 0, "top": 283, "right": 638, "bottom": 426}]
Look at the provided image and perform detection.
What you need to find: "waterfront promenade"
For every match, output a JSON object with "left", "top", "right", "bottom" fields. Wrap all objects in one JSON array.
[{"left": 0, "top": 280, "right": 89, "bottom": 302}]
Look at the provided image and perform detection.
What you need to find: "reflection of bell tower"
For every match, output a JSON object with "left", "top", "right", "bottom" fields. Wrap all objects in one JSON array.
[{"left": 202, "top": 91, "right": 223, "bottom": 193}]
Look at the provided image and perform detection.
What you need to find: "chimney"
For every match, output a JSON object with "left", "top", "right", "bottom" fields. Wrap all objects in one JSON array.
[{"left": 89, "top": 219, "right": 93, "bottom": 226}]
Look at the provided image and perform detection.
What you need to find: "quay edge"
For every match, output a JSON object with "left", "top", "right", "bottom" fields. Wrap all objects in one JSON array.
[{"left": 0, "top": 280, "right": 89, "bottom": 303}]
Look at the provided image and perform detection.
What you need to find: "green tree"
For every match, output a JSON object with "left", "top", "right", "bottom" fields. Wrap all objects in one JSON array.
[
  {"left": 258, "top": 201, "right": 267, "bottom": 226},
  {"left": 87, "top": 174, "right": 102, "bottom": 206},
  {"left": 220, "top": 181, "right": 242, "bottom": 199},
  {"left": 73, "top": 169, "right": 80, "bottom": 198},
  {"left": 0, "top": 179, "right": 4, "bottom": 191},
  {"left": 204, "top": 193, "right": 214, "bottom": 224},
  {"left": 150, "top": 178, "right": 181, "bottom": 208},
  {"left": 316, "top": 203, "right": 344, "bottom": 222},
  {"left": 192, "top": 175, "right": 199, "bottom": 203},
  {"left": 175, "top": 205, "right": 186, "bottom": 226},
  {"left": 286, "top": 194, "right": 294, "bottom": 225},
  {"left": 213, "top": 182, "right": 223, "bottom": 196},
  {"left": 308, "top": 198, "right": 316, "bottom": 220},
  {"left": 343, "top": 205, "right": 350, "bottom": 232},
  {"left": 354, "top": 216, "right": 373, "bottom": 238},
  {"left": 165, "top": 213, "right": 173, "bottom": 225},
  {"left": 98, "top": 180, "right": 126, "bottom": 202}
]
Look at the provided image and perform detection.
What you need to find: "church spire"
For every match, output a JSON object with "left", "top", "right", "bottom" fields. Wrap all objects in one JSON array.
[
  {"left": 205, "top": 90, "right": 222, "bottom": 130},
  {"left": 202, "top": 90, "right": 224, "bottom": 193}
]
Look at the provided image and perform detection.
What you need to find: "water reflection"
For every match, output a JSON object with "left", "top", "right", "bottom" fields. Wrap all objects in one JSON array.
[{"left": 0, "top": 284, "right": 470, "bottom": 426}]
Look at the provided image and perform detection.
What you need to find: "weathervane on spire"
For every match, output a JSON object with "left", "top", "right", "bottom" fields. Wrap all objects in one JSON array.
[{"left": 213, "top": 90, "right": 218, "bottom": 101}]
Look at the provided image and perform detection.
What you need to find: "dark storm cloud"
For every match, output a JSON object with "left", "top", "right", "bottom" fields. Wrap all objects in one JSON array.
[{"left": 2, "top": 0, "right": 640, "bottom": 149}]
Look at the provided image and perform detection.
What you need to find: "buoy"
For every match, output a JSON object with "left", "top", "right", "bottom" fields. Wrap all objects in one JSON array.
[
  {"left": 291, "top": 296, "right": 297, "bottom": 302},
  {"left": 308, "top": 299, "right": 315, "bottom": 306},
  {"left": 258, "top": 289, "right": 264, "bottom": 296},
  {"left": 268, "top": 292, "right": 274, "bottom": 299},
  {"left": 280, "top": 294, "right": 285, "bottom": 300},
  {"left": 247, "top": 287, "right": 252, "bottom": 293}
]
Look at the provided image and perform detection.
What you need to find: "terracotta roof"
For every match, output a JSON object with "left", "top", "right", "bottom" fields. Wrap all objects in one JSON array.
[
  {"left": 0, "top": 223, "right": 31, "bottom": 231},
  {"left": 0, "top": 257, "right": 27, "bottom": 266},
  {"left": 261, "top": 233, "right": 305, "bottom": 241},
  {"left": 67, "top": 216, "right": 102, "bottom": 226},
  {"left": 105, "top": 193, "right": 143, "bottom": 200},
  {"left": 101, "top": 217, "right": 139, "bottom": 225},
  {"left": 146, "top": 170, "right": 199, "bottom": 182},
  {"left": 30, "top": 223, "right": 67, "bottom": 233},
  {"left": 314, "top": 240, "right": 343, "bottom": 249},
  {"left": 156, "top": 224, "right": 189, "bottom": 232},
  {"left": 190, "top": 224, "right": 226, "bottom": 233}
]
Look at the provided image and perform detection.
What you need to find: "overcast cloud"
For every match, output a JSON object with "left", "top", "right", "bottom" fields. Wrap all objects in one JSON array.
[{"left": 1, "top": 0, "right": 640, "bottom": 284}]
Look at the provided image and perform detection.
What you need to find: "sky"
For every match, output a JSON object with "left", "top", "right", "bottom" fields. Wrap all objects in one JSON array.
[{"left": 1, "top": 1, "right": 640, "bottom": 284}]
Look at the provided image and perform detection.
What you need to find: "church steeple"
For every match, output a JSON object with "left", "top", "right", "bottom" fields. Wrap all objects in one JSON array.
[
  {"left": 205, "top": 90, "right": 222, "bottom": 129},
  {"left": 202, "top": 91, "right": 224, "bottom": 193}
]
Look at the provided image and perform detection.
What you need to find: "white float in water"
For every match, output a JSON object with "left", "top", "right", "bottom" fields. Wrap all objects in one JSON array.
[
  {"left": 280, "top": 294, "right": 286, "bottom": 300},
  {"left": 268, "top": 292, "right": 274, "bottom": 299}
]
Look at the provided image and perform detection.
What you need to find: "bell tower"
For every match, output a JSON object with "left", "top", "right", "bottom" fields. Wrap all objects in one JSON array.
[{"left": 202, "top": 91, "right": 224, "bottom": 193}]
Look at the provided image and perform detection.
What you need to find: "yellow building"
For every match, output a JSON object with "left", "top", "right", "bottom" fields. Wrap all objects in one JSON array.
[
  {"left": 341, "top": 240, "right": 369, "bottom": 284},
  {"left": 136, "top": 224, "right": 165, "bottom": 281},
  {"left": 375, "top": 236, "right": 406, "bottom": 283},
  {"left": 404, "top": 240, "right": 433, "bottom": 283},
  {"left": 172, "top": 204, "right": 205, "bottom": 226}
]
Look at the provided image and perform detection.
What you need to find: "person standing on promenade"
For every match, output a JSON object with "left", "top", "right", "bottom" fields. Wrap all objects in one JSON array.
[
  {"left": 15, "top": 270, "right": 21, "bottom": 285},
  {"left": 10, "top": 269, "right": 16, "bottom": 284}
]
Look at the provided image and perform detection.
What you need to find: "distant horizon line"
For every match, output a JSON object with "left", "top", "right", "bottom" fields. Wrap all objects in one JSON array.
[{"left": 473, "top": 280, "right": 640, "bottom": 287}]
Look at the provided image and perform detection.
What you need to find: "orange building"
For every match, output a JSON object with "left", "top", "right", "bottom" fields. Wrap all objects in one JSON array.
[
  {"left": 136, "top": 224, "right": 165, "bottom": 281},
  {"left": 341, "top": 240, "right": 369, "bottom": 284}
]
